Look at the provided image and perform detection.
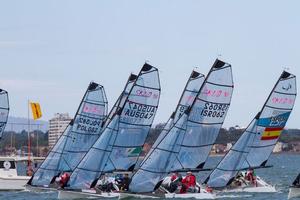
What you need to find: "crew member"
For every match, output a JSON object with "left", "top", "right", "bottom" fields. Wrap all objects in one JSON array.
[
  {"left": 180, "top": 171, "right": 196, "bottom": 193},
  {"left": 59, "top": 172, "right": 70, "bottom": 188},
  {"left": 245, "top": 168, "right": 256, "bottom": 186},
  {"left": 120, "top": 173, "right": 131, "bottom": 191}
]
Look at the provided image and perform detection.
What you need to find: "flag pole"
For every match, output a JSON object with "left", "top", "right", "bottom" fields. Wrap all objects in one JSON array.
[{"left": 27, "top": 100, "right": 31, "bottom": 172}]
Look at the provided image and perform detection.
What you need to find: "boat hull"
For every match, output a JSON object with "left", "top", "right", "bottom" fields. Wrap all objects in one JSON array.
[
  {"left": 25, "top": 184, "right": 58, "bottom": 193},
  {"left": 0, "top": 176, "right": 29, "bottom": 191},
  {"left": 288, "top": 187, "right": 300, "bottom": 199},
  {"left": 119, "top": 192, "right": 215, "bottom": 199},
  {"left": 221, "top": 176, "right": 276, "bottom": 193},
  {"left": 58, "top": 189, "right": 119, "bottom": 199}
]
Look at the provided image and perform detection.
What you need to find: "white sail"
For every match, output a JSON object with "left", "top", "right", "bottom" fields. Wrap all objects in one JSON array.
[
  {"left": 172, "top": 59, "right": 233, "bottom": 170},
  {"left": 141, "top": 70, "right": 205, "bottom": 166},
  {"left": 129, "top": 59, "right": 234, "bottom": 193},
  {"left": 29, "top": 82, "right": 108, "bottom": 187},
  {"left": 206, "top": 71, "right": 297, "bottom": 188},
  {"left": 0, "top": 89, "right": 9, "bottom": 139},
  {"left": 67, "top": 63, "right": 161, "bottom": 189}
]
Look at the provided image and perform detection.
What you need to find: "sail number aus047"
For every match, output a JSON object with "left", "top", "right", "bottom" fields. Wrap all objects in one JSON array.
[
  {"left": 200, "top": 102, "right": 229, "bottom": 118},
  {"left": 124, "top": 102, "right": 156, "bottom": 119}
]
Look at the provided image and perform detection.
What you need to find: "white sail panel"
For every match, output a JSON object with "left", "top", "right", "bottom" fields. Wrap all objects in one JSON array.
[
  {"left": 29, "top": 82, "right": 108, "bottom": 187},
  {"left": 129, "top": 113, "right": 188, "bottom": 193},
  {"left": 0, "top": 89, "right": 9, "bottom": 139},
  {"left": 102, "top": 74, "right": 137, "bottom": 128},
  {"left": 67, "top": 63, "right": 161, "bottom": 189},
  {"left": 141, "top": 70, "right": 205, "bottom": 167},
  {"left": 60, "top": 83, "right": 108, "bottom": 171},
  {"left": 129, "top": 59, "right": 233, "bottom": 193},
  {"left": 30, "top": 125, "right": 71, "bottom": 186},
  {"left": 206, "top": 119, "right": 257, "bottom": 187},
  {"left": 206, "top": 71, "right": 296, "bottom": 188},
  {"left": 173, "top": 71, "right": 205, "bottom": 123},
  {"left": 173, "top": 60, "right": 233, "bottom": 170},
  {"left": 243, "top": 71, "right": 296, "bottom": 168},
  {"left": 67, "top": 116, "right": 120, "bottom": 189}
]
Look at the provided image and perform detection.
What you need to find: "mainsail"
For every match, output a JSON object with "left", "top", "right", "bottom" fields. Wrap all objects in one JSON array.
[
  {"left": 29, "top": 82, "right": 108, "bottom": 186},
  {"left": 67, "top": 63, "right": 161, "bottom": 189},
  {"left": 141, "top": 70, "right": 205, "bottom": 166},
  {"left": 0, "top": 89, "right": 9, "bottom": 139},
  {"left": 206, "top": 71, "right": 297, "bottom": 188},
  {"left": 102, "top": 74, "right": 137, "bottom": 128},
  {"left": 129, "top": 59, "right": 234, "bottom": 193}
]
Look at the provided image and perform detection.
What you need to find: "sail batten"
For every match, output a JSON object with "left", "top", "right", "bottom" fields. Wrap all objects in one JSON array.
[{"left": 206, "top": 71, "right": 297, "bottom": 188}]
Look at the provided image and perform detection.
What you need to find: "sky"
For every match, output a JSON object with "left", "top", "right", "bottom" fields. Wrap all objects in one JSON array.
[{"left": 0, "top": 0, "right": 299, "bottom": 128}]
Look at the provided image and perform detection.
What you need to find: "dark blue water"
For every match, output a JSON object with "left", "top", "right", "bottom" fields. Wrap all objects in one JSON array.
[{"left": 3, "top": 153, "right": 300, "bottom": 199}]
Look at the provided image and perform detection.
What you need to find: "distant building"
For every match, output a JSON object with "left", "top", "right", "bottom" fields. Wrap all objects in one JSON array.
[{"left": 48, "top": 113, "right": 72, "bottom": 148}]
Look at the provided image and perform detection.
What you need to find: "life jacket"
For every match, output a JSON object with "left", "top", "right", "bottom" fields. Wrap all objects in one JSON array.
[
  {"left": 182, "top": 174, "right": 196, "bottom": 188},
  {"left": 60, "top": 173, "right": 70, "bottom": 186},
  {"left": 171, "top": 174, "right": 177, "bottom": 181}
]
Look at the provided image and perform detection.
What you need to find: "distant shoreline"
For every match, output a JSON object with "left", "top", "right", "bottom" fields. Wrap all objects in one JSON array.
[{"left": 210, "top": 151, "right": 300, "bottom": 157}]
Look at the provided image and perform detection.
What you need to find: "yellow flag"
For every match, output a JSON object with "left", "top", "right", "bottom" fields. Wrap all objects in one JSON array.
[{"left": 30, "top": 102, "right": 42, "bottom": 120}]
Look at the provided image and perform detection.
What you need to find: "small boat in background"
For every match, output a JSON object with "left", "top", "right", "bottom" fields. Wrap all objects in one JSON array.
[
  {"left": 0, "top": 156, "right": 43, "bottom": 191},
  {"left": 288, "top": 173, "right": 300, "bottom": 199}
]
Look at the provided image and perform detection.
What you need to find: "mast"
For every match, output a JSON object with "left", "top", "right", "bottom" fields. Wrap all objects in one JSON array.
[{"left": 27, "top": 100, "right": 31, "bottom": 172}]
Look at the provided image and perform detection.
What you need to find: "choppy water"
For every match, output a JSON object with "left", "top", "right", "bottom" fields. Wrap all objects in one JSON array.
[{"left": 3, "top": 153, "right": 300, "bottom": 199}]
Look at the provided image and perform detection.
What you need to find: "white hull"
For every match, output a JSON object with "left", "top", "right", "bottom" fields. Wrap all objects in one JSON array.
[
  {"left": 221, "top": 176, "right": 276, "bottom": 193},
  {"left": 288, "top": 187, "right": 300, "bottom": 199},
  {"left": 0, "top": 176, "right": 29, "bottom": 191},
  {"left": 119, "top": 192, "right": 215, "bottom": 199},
  {"left": 25, "top": 185, "right": 58, "bottom": 193},
  {"left": 58, "top": 189, "right": 119, "bottom": 199}
]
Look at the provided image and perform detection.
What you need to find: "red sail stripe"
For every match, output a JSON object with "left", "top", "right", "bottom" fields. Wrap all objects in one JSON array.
[
  {"left": 265, "top": 127, "right": 283, "bottom": 131},
  {"left": 261, "top": 135, "right": 280, "bottom": 140}
]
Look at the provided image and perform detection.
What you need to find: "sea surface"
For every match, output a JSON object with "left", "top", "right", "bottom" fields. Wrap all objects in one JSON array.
[{"left": 3, "top": 153, "right": 300, "bottom": 200}]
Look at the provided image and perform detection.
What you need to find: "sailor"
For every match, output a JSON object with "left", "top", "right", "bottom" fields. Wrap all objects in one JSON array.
[
  {"left": 58, "top": 172, "right": 70, "bottom": 188},
  {"left": 180, "top": 171, "right": 197, "bottom": 193},
  {"left": 168, "top": 172, "right": 182, "bottom": 192},
  {"left": 120, "top": 173, "right": 131, "bottom": 191},
  {"left": 96, "top": 175, "right": 119, "bottom": 192},
  {"left": 245, "top": 168, "right": 256, "bottom": 186}
]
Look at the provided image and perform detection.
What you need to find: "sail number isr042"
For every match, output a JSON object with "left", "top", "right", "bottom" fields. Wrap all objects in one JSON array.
[{"left": 200, "top": 102, "right": 229, "bottom": 118}]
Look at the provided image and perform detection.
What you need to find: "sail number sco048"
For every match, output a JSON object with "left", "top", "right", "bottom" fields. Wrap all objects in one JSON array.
[
  {"left": 200, "top": 102, "right": 229, "bottom": 118},
  {"left": 76, "top": 117, "right": 101, "bottom": 133}
]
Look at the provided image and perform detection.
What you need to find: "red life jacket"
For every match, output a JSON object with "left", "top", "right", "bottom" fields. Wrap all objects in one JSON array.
[
  {"left": 60, "top": 173, "right": 70, "bottom": 186},
  {"left": 182, "top": 174, "right": 196, "bottom": 188}
]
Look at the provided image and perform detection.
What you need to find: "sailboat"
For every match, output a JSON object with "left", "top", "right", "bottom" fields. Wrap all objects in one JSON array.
[
  {"left": 205, "top": 71, "right": 297, "bottom": 193},
  {"left": 26, "top": 82, "right": 108, "bottom": 191},
  {"left": 58, "top": 63, "right": 161, "bottom": 199},
  {"left": 121, "top": 59, "right": 234, "bottom": 199},
  {"left": 0, "top": 90, "right": 29, "bottom": 191},
  {"left": 288, "top": 173, "right": 300, "bottom": 199},
  {"left": 0, "top": 89, "right": 9, "bottom": 139}
]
